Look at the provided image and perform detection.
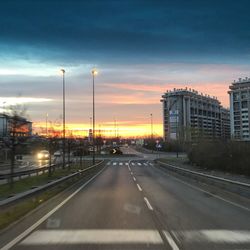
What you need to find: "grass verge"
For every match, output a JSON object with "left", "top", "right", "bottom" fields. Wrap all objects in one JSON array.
[
  {"left": 0, "top": 161, "right": 104, "bottom": 230},
  {"left": 157, "top": 156, "right": 188, "bottom": 166},
  {"left": 0, "top": 160, "right": 97, "bottom": 199}
]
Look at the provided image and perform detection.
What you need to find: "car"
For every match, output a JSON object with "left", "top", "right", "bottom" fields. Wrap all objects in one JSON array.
[
  {"left": 53, "top": 151, "right": 62, "bottom": 157},
  {"left": 37, "top": 150, "right": 50, "bottom": 160}
]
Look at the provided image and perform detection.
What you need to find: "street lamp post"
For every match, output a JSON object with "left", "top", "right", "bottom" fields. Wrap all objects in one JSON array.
[
  {"left": 150, "top": 113, "right": 153, "bottom": 139},
  {"left": 61, "top": 69, "right": 66, "bottom": 168},
  {"left": 150, "top": 113, "right": 153, "bottom": 153},
  {"left": 176, "top": 99, "right": 179, "bottom": 158},
  {"left": 46, "top": 113, "right": 48, "bottom": 137},
  {"left": 91, "top": 69, "right": 98, "bottom": 165}
]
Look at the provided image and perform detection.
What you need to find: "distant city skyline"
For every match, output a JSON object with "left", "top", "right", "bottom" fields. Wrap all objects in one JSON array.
[{"left": 1, "top": 1, "right": 250, "bottom": 137}]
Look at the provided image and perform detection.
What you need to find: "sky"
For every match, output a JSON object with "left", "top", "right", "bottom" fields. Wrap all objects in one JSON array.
[{"left": 1, "top": 0, "right": 250, "bottom": 137}]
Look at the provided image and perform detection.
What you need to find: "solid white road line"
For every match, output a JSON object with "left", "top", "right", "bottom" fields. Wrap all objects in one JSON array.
[
  {"left": 163, "top": 231, "right": 180, "bottom": 250},
  {"left": 128, "top": 166, "right": 131, "bottom": 171},
  {"left": 133, "top": 177, "right": 136, "bottom": 181},
  {"left": 144, "top": 197, "right": 153, "bottom": 211},
  {"left": 137, "top": 184, "right": 142, "bottom": 191},
  {"left": 0, "top": 166, "right": 107, "bottom": 250},
  {"left": 20, "top": 230, "right": 163, "bottom": 245},
  {"left": 174, "top": 230, "right": 250, "bottom": 243}
]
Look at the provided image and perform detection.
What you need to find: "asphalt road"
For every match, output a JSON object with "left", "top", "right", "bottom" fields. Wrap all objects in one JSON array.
[{"left": 0, "top": 150, "right": 250, "bottom": 249}]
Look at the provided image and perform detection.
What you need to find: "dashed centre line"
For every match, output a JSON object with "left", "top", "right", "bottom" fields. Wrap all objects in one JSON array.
[
  {"left": 144, "top": 197, "right": 153, "bottom": 211},
  {"left": 137, "top": 184, "right": 142, "bottom": 191},
  {"left": 133, "top": 177, "right": 136, "bottom": 182}
]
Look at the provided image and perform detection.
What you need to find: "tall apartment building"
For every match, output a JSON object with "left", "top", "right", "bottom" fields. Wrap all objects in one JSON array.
[
  {"left": 161, "top": 88, "right": 230, "bottom": 142},
  {"left": 228, "top": 77, "right": 250, "bottom": 141}
]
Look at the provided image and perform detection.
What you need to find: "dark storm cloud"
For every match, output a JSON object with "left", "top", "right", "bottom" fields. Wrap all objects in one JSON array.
[{"left": 1, "top": 0, "right": 250, "bottom": 64}]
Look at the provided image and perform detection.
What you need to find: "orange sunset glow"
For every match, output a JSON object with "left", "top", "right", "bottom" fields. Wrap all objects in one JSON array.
[{"left": 33, "top": 122, "right": 163, "bottom": 138}]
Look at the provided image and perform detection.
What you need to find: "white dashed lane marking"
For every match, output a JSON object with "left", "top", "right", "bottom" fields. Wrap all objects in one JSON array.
[
  {"left": 137, "top": 184, "right": 142, "bottom": 191},
  {"left": 133, "top": 177, "right": 136, "bottom": 182},
  {"left": 113, "top": 162, "right": 117, "bottom": 166},
  {"left": 119, "top": 162, "right": 123, "bottom": 166},
  {"left": 144, "top": 197, "right": 153, "bottom": 211}
]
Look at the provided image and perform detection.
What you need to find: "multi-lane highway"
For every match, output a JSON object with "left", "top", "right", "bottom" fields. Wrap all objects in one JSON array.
[{"left": 0, "top": 147, "right": 250, "bottom": 250}]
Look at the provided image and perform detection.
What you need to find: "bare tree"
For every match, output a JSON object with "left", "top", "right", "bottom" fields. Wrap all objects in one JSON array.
[
  {"left": 4, "top": 104, "right": 30, "bottom": 188},
  {"left": 46, "top": 121, "right": 60, "bottom": 176}
]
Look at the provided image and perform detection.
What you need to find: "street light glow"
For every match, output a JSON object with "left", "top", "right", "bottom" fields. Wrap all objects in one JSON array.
[
  {"left": 60, "top": 69, "right": 65, "bottom": 74},
  {"left": 91, "top": 68, "right": 98, "bottom": 76}
]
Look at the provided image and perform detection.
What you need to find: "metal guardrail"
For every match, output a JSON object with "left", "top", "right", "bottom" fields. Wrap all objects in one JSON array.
[
  {"left": 0, "top": 164, "right": 58, "bottom": 180},
  {"left": 0, "top": 160, "right": 104, "bottom": 208},
  {"left": 156, "top": 160, "right": 250, "bottom": 198}
]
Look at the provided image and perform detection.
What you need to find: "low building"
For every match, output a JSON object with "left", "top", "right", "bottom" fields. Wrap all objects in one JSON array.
[
  {"left": 228, "top": 77, "right": 250, "bottom": 141},
  {"left": 0, "top": 113, "right": 32, "bottom": 138},
  {"left": 161, "top": 88, "right": 230, "bottom": 142}
]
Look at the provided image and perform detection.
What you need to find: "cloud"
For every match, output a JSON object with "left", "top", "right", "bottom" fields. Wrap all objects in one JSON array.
[
  {"left": 1, "top": 1, "right": 250, "bottom": 65},
  {"left": 1, "top": 1, "right": 250, "bottom": 136}
]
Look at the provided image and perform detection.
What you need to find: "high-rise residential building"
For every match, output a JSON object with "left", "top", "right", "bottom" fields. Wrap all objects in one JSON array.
[
  {"left": 228, "top": 77, "right": 250, "bottom": 141},
  {"left": 161, "top": 88, "right": 230, "bottom": 142}
]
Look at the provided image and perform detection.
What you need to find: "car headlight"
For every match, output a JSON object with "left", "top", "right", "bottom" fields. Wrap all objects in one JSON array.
[
  {"left": 45, "top": 154, "right": 49, "bottom": 158},
  {"left": 37, "top": 153, "right": 43, "bottom": 159}
]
